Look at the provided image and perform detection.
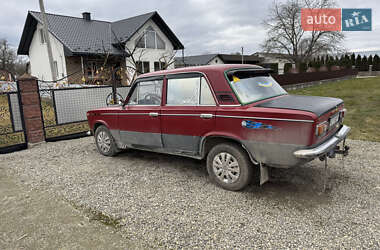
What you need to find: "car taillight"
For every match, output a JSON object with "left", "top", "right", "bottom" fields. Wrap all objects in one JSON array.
[
  {"left": 316, "top": 122, "right": 328, "bottom": 137},
  {"left": 340, "top": 108, "right": 346, "bottom": 124}
]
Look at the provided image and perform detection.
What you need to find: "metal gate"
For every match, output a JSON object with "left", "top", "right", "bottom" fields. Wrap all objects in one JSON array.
[
  {"left": 0, "top": 89, "right": 27, "bottom": 153},
  {"left": 39, "top": 84, "right": 130, "bottom": 141}
]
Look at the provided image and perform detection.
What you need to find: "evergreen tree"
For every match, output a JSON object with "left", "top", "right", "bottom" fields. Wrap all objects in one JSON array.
[
  {"left": 361, "top": 55, "right": 368, "bottom": 71},
  {"left": 327, "top": 55, "right": 335, "bottom": 69},
  {"left": 322, "top": 55, "right": 326, "bottom": 65},
  {"left": 368, "top": 55, "right": 373, "bottom": 66},
  {"left": 373, "top": 54, "right": 380, "bottom": 71},
  {"left": 335, "top": 56, "right": 340, "bottom": 66},
  {"left": 344, "top": 54, "right": 352, "bottom": 68},
  {"left": 350, "top": 53, "right": 356, "bottom": 67},
  {"left": 355, "top": 54, "right": 362, "bottom": 69}
]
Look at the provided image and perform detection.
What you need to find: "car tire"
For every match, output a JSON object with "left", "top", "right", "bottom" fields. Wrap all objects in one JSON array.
[
  {"left": 95, "top": 125, "right": 119, "bottom": 156},
  {"left": 207, "top": 143, "right": 253, "bottom": 191}
]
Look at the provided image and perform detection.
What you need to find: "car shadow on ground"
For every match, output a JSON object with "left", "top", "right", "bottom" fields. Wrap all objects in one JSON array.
[{"left": 116, "top": 148, "right": 336, "bottom": 208}]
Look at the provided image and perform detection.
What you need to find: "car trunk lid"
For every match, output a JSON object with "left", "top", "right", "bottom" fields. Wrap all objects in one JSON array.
[{"left": 255, "top": 94, "right": 343, "bottom": 117}]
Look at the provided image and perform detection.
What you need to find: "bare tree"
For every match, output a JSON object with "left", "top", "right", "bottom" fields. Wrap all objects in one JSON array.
[
  {"left": 158, "top": 51, "right": 177, "bottom": 70},
  {"left": 125, "top": 38, "right": 148, "bottom": 78},
  {"left": 123, "top": 34, "right": 177, "bottom": 83},
  {"left": 0, "top": 39, "right": 17, "bottom": 72},
  {"left": 261, "top": 0, "right": 345, "bottom": 67},
  {"left": 14, "top": 57, "right": 28, "bottom": 76},
  {"left": 110, "top": 30, "right": 178, "bottom": 85}
]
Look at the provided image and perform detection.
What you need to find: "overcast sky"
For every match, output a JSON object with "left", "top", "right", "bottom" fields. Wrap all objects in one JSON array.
[{"left": 0, "top": 0, "right": 379, "bottom": 56}]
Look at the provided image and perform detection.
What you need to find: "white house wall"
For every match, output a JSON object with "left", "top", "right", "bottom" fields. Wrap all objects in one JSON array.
[
  {"left": 125, "top": 19, "right": 175, "bottom": 74},
  {"left": 207, "top": 56, "right": 224, "bottom": 65},
  {"left": 29, "top": 23, "right": 67, "bottom": 82}
]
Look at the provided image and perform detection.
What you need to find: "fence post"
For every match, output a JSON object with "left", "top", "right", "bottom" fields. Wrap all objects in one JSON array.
[{"left": 17, "top": 74, "right": 45, "bottom": 145}]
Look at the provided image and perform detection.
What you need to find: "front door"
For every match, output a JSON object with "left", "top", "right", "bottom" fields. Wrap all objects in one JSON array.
[
  {"left": 118, "top": 78, "right": 163, "bottom": 149},
  {"left": 161, "top": 73, "right": 217, "bottom": 155}
]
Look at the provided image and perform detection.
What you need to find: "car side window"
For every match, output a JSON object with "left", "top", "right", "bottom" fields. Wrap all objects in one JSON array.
[
  {"left": 128, "top": 80, "right": 163, "bottom": 105},
  {"left": 200, "top": 77, "right": 215, "bottom": 105},
  {"left": 166, "top": 76, "right": 215, "bottom": 105}
]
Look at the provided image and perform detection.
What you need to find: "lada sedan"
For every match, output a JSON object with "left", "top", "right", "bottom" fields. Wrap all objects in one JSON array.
[{"left": 87, "top": 64, "right": 350, "bottom": 191}]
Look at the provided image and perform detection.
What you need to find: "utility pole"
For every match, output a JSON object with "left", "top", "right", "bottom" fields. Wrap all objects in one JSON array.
[
  {"left": 39, "top": 0, "right": 57, "bottom": 82},
  {"left": 241, "top": 46, "right": 244, "bottom": 64},
  {"left": 182, "top": 49, "right": 185, "bottom": 67}
]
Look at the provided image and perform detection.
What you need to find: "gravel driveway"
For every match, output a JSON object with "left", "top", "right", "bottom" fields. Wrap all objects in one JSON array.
[{"left": 1, "top": 137, "right": 379, "bottom": 248}]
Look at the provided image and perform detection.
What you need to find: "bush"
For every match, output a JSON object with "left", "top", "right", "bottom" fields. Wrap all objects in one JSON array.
[
  {"left": 306, "top": 67, "right": 317, "bottom": 72},
  {"left": 319, "top": 65, "right": 328, "bottom": 72},
  {"left": 299, "top": 62, "right": 308, "bottom": 72},
  {"left": 284, "top": 63, "right": 293, "bottom": 73}
]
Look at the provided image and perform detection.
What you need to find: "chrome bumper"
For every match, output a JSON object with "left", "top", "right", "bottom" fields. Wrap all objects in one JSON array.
[{"left": 294, "top": 125, "right": 351, "bottom": 159}]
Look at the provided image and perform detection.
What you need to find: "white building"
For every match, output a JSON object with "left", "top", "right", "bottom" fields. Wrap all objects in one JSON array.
[
  {"left": 18, "top": 11, "right": 184, "bottom": 85},
  {"left": 175, "top": 54, "right": 262, "bottom": 68},
  {"left": 252, "top": 52, "right": 292, "bottom": 75}
]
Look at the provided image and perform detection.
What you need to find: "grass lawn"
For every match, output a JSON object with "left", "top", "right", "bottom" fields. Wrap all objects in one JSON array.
[
  {"left": 0, "top": 95, "right": 26, "bottom": 147},
  {"left": 289, "top": 76, "right": 380, "bottom": 142}
]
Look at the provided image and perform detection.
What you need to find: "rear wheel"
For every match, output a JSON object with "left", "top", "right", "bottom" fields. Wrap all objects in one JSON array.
[
  {"left": 207, "top": 143, "right": 253, "bottom": 191},
  {"left": 95, "top": 125, "right": 118, "bottom": 156}
]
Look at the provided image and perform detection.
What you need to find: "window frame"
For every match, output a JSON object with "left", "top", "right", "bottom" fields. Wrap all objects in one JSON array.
[
  {"left": 53, "top": 60, "right": 58, "bottom": 77},
  {"left": 39, "top": 29, "right": 46, "bottom": 44},
  {"left": 134, "top": 26, "right": 166, "bottom": 50},
  {"left": 165, "top": 72, "right": 217, "bottom": 107},
  {"left": 223, "top": 68, "right": 287, "bottom": 106},
  {"left": 136, "top": 61, "right": 150, "bottom": 75},
  {"left": 154, "top": 61, "right": 166, "bottom": 71},
  {"left": 126, "top": 77, "right": 164, "bottom": 106}
]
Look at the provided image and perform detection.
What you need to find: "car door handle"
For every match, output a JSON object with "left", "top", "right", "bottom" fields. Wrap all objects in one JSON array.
[
  {"left": 149, "top": 112, "right": 159, "bottom": 117},
  {"left": 200, "top": 113, "right": 213, "bottom": 119}
]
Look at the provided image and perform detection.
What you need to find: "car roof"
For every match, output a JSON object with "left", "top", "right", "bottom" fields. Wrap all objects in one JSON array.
[{"left": 138, "top": 64, "right": 264, "bottom": 78}]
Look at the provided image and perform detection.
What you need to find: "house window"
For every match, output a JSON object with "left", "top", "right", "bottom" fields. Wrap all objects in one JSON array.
[
  {"left": 136, "top": 61, "right": 150, "bottom": 75},
  {"left": 156, "top": 35, "right": 165, "bottom": 49},
  {"left": 135, "top": 26, "right": 166, "bottom": 50},
  {"left": 154, "top": 61, "right": 166, "bottom": 71},
  {"left": 39, "top": 29, "right": 46, "bottom": 44},
  {"left": 53, "top": 61, "right": 58, "bottom": 78},
  {"left": 85, "top": 61, "right": 103, "bottom": 79}
]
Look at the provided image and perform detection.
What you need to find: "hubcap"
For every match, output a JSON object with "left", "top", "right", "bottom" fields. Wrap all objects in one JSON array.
[
  {"left": 212, "top": 152, "right": 240, "bottom": 184},
  {"left": 97, "top": 131, "right": 111, "bottom": 153}
]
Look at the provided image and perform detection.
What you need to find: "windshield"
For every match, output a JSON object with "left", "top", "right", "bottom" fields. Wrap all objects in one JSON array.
[{"left": 226, "top": 70, "right": 287, "bottom": 105}]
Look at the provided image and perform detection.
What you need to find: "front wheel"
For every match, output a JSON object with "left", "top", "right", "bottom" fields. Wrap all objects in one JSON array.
[
  {"left": 207, "top": 143, "right": 253, "bottom": 191},
  {"left": 95, "top": 125, "right": 119, "bottom": 156}
]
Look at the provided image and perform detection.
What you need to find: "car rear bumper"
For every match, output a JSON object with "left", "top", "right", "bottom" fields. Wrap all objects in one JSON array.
[{"left": 293, "top": 125, "right": 351, "bottom": 159}]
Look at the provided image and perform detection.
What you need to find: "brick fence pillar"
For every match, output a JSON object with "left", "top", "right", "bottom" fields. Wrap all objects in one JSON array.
[{"left": 17, "top": 74, "right": 45, "bottom": 144}]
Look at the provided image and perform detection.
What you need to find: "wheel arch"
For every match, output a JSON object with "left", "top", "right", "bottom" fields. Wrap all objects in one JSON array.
[
  {"left": 200, "top": 135, "right": 258, "bottom": 165},
  {"left": 93, "top": 121, "right": 109, "bottom": 134}
]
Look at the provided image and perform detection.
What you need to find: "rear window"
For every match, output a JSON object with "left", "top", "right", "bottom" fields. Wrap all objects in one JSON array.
[{"left": 226, "top": 70, "right": 287, "bottom": 105}]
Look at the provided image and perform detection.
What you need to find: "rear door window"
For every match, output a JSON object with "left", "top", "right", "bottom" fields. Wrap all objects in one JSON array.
[{"left": 166, "top": 75, "right": 215, "bottom": 105}]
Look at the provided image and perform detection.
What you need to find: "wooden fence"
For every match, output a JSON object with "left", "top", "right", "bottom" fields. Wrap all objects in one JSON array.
[{"left": 272, "top": 69, "right": 358, "bottom": 86}]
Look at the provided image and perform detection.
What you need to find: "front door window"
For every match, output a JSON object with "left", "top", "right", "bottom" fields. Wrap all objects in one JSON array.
[{"left": 128, "top": 79, "right": 162, "bottom": 105}]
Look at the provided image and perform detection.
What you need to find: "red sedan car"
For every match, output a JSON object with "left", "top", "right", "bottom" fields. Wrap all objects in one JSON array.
[{"left": 87, "top": 64, "right": 350, "bottom": 191}]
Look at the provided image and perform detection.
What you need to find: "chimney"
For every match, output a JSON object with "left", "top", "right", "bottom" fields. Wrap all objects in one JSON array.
[{"left": 82, "top": 12, "right": 91, "bottom": 21}]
